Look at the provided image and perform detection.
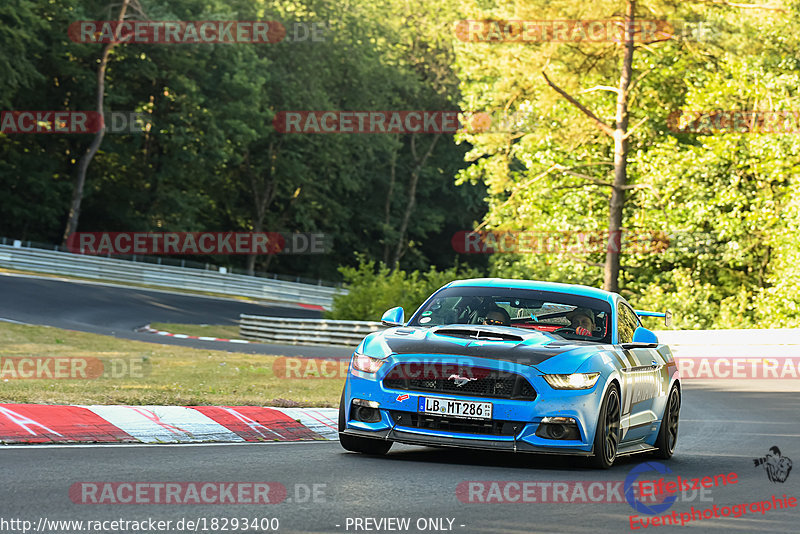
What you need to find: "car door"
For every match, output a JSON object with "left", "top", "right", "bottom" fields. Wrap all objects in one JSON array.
[{"left": 616, "top": 301, "right": 661, "bottom": 441}]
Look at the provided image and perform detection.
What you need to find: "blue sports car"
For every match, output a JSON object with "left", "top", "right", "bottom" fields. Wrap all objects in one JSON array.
[{"left": 338, "top": 278, "right": 680, "bottom": 468}]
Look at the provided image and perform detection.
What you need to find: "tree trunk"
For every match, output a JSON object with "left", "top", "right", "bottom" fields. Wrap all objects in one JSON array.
[
  {"left": 603, "top": 0, "right": 636, "bottom": 293},
  {"left": 382, "top": 136, "right": 399, "bottom": 264},
  {"left": 246, "top": 144, "right": 276, "bottom": 275},
  {"left": 61, "top": 0, "right": 130, "bottom": 247},
  {"left": 391, "top": 133, "right": 440, "bottom": 268}
]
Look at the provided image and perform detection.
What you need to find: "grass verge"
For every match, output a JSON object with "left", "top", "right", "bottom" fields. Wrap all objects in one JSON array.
[{"left": 0, "top": 323, "right": 343, "bottom": 407}]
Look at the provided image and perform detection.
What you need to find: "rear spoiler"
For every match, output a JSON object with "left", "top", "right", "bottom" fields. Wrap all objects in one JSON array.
[{"left": 635, "top": 309, "right": 672, "bottom": 328}]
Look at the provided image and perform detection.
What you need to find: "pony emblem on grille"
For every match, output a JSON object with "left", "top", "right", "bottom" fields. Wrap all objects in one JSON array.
[{"left": 448, "top": 374, "right": 478, "bottom": 387}]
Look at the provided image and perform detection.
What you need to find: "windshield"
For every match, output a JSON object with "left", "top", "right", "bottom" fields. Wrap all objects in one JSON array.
[{"left": 408, "top": 286, "right": 612, "bottom": 343}]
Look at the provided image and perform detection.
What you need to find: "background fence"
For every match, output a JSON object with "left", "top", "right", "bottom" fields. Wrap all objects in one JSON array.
[
  {"left": 0, "top": 242, "right": 341, "bottom": 309},
  {"left": 239, "top": 315, "right": 383, "bottom": 345}
]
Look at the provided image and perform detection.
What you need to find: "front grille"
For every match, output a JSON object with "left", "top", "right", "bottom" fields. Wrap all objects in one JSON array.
[
  {"left": 382, "top": 363, "right": 536, "bottom": 400},
  {"left": 390, "top": 411, "right": 521, "bottom": 436}
]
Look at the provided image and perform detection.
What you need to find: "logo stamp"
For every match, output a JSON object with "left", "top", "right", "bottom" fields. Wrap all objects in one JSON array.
[{"left": 754, "top": 446, "right": 793, "bottom": 483}]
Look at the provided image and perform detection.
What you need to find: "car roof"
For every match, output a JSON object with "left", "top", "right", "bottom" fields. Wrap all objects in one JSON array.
[{"left": 444, "top": 278, "right": 617, "bottom": 306}]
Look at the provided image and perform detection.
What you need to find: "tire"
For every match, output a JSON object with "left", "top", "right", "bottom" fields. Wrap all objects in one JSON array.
[
  {"left": 588, "top": 384, "right": 621, "bottom": 469},
  {"left": 653, "top": 384, "right": 680, "bottom": 459},
  {"left": 338, "top": 390, "right": 392, "bottom": 455}
]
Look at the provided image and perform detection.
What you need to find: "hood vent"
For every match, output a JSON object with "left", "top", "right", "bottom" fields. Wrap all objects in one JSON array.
[{"left": 434, "top": 327, "right": 524, "bottom": 343}]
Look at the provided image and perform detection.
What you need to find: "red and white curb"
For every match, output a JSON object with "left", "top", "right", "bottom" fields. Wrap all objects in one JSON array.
[
  {"left": 138, "top": 325, "right": 250, "bottom": 344},
  {"left": 0, "top": 404, "right": 338, "bottom": 444},
  {"left": 297, "top": 303, "right": 325, "bottom": 311}
]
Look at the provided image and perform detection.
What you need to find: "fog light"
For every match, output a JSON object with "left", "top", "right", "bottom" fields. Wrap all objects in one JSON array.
[
  {"left": 354, "top": 406, "right": 381, "bottom": 423},
  {"left": 541, "top": 416, "right": 574, "bottom": 424},
  {"left": 536, "top": 416, "right": 581, "bottom": 440},
  {"left": 352, "top": 398, "right": 380, "bottom": 408}
]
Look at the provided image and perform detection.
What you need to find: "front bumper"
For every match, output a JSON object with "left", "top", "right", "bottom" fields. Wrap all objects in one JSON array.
[
  {"left": 342, "top": 427, "right": 593, "bottom": 455},
  {"left": 343, "top": 354, "right": 606, "bottom": 454}
]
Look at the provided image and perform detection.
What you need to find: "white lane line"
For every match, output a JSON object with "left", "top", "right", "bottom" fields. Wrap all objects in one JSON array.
[
  {"left": 140, "top": 325, "right": 251, "bottom": 344},
  {"left": 0, "top": 317, "right": 28, "bottom": 325}
]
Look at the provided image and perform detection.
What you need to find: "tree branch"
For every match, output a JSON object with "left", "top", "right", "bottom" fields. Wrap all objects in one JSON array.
[
  {"left": 542, "top": 71, "right": 615, "bottom": 136},
  {"left": 552, "top": 182, "right": 613, "bottom": 191},
  {"left": 579, "top": 85, "right": 620, "bottom": 95},
  {"left": 625, "top": 67, "right": 654, "bottom": 97},
  {"left": 622, "top": 116, "right": 649, "bottom": 139},
  {"left": 557, "top": 168, "right": 615, "bottom": 188}
]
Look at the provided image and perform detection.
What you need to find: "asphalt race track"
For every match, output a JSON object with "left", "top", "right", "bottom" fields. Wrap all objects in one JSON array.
[
  {"left": 0, "top": 273, "right": 353, "bottom": 358},
  {"left": 2, "top": 272, "right": 799, "bottom": 532},
  {"left": 3, "top": 383, "right": 799, "bottom": 533}
]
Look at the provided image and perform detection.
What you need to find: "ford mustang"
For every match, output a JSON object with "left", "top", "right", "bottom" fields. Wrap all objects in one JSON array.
[{"left": 338, "top": 278, "right": 680, "bottom": 468}]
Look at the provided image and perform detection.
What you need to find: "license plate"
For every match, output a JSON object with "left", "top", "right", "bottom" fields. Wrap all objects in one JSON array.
[{"left": 418, "top": 396, "right": 492, "bottom": 420}]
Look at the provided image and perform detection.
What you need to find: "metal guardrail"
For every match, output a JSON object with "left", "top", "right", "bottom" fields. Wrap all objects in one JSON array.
[
  {"left": 239, "top": 315, "right": 383, "bottom": 346},
  {"left": 0, "top": 244, "right": 341, "bottom": 309}
]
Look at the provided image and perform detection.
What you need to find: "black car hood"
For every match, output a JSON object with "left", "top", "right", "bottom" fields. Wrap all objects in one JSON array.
[{"left": 359, "top": 325, "right": 602, "bottom": 368}]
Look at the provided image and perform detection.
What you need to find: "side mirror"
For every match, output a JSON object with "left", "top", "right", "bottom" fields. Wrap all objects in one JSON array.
[
  {"left": 381, "top": 306, "right": 404, "bottom": 327},
  {"left": 665, "top": 310, "right": 673, "bottom": 328},
  {"left": 632, "top": 326, "right": 658, "bottom": 344}
]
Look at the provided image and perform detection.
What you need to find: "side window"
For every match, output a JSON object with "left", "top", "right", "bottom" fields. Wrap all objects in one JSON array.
[{"left": 617, "top": 302, "right": 639, "bottom": 344}]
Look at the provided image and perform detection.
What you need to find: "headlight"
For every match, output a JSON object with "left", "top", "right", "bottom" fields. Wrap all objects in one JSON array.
[
  {"left": 543, "top": 372, "right": 600, "bottom": 390},
  {"left": 351, "top": 353, "right": 385, "bottom": 374}
]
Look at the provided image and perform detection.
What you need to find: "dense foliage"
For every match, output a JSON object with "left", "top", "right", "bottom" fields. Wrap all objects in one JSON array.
[
  {"left": 327, "top": 257, "right": 479, "bottom": 322},
  {"left": 450, "top": 0, "right": 800, "bottom": 328},
  {"left": 0, "top": 0, "right": 486, "bottom": 281}
]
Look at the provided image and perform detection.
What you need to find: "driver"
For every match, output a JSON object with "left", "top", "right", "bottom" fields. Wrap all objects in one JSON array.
[
  {"left": 566, "top": 307, "right": 595, "bottom": 336},
  {"left": 482, "top": 306, "right": 511, "bottom": 326}
]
